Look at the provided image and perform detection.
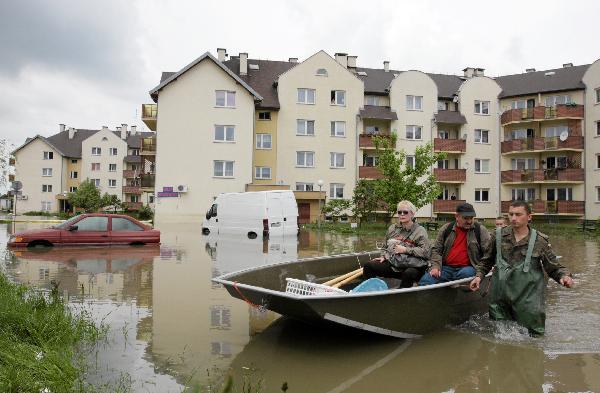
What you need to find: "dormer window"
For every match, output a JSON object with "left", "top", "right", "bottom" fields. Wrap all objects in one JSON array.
[{"left": 316, "top": 68, "right": 328, "bottom": 77}]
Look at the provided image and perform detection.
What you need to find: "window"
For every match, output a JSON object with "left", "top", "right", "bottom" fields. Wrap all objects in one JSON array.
[
  {"left": 330, "top": 183, "right": 344, "bottom": 199},
  {"left": 130, "top": 195, "right": 140, "bottom": 203},
  {"left": 92, "top": 147, "right": 101, "bottom": 155},
  {"left": 295, "top": 183, "right": 314, "bottom": 191},
  {"left": 512, "top": 188, "right": 536, "bottom": 201},
  {"left": 475, "top": 159, "right": 490, "bottom": 173},
  {"left": 596, "top": 88, "right": 600, "bottom": 104},
  {"left": 42, "top": 184, "right": 52, "bottom": 192},
  {"left": 331, "top": 90, "right": 346, "bottom": 106},
  {"left": 256, "top": 134, "right": 272, "bottom": 149},
  {"left": 330, "top": 121, "right": 346, "bottom": 137},
  {"left": 597, "top": 187, "right": 600, "bottom": 202},
  {"left": 366, "top": 96, "right": 379, "bottom": 106},
  {"left": 510, "top": 129, "right": 531, "bottom": 140},
  {"left": 438, "top": 130, "right": 449, "bottom": 139},
  {"left": 475, "top": 188, "right": 489, "bottom": 202},
  {"left": 108, "top": 179, "right": 117, "bottom": 188},
  {"left": 148, "top": 195, "right": 154, "bottom": 203},
  {"left": 406, "top": 95, "right": 423, "bottom": 111},
  {"left": 596, "top": 121, "right": 600, "bottom": 136},
  {"left": 316, "top": 68, "right": 328, "bottom": 76},
  {"left": 258, "top": 111, "right": 271, "bottom": 120},
  {"left": 109, "top": 148, "right": 118, "bottom": 156},
  {"left": 546, "top": 156, "right": 568, "bottom": 169},
  {"left": 474, "top": 129, "right": 489, "bottom": 144},
  {"left": 70, "top": 171, "right": 78, "bottom": 179},
  {"left": 511, "top": 158, "right": 536, "bottom": 170},
  {"left": 296, "top": 120, "right": 315, "bottom": 136},
  {"left": 131, "top": 148, "right": 140, "bottom": 156},
  {"left": 43, "top": 151, "right": 53, "bottom": 160},
  {"left": 41, "top": 201, "right": 52, "bottom": 212},
  {"left": 406, "top": 156, "right": 415, "bottom": 169},
  {"left": 109, "top": 164, "right": 117, "bottom": 172},
  {"left": 112, "top": 217, "right": 143, "bottom": 231},
  {"left": 213, "top": 161, "right": 234, "bottom": 177},
  {"left": 544, "top": 95, "right": 571, "bottom": 107},
  {"left": 365, "top": 126, "right": 380, "bottom": 135},
  {"left": 364, "top": 156, "right": 379, "bottom": 167},
  {"left": 596, "top": 154, "right": 600, "bottom": 169},
  {"left": 91, "top": 179, "right": 100, "bottom": 187},
  {"left": 214, "top": 125, "right": 235, "bottom": 142},
  {"left": 330, "top": 152, "right": 345, "bottom": 168},
  {"left": 215, "top": 90, "right": 235, "bottom": 107},
  {"left": 511, "top": 100, "right": 527, "bottom": 109},
  {"left": 296, "top": 151, "right": 315, "bottom": 167},
  {"left": 91, "top": 163, "right": 100, "bottom": 171},
  {"left": 544, "top": 125, "right": 568, "bottom": 138},
  {"left": 547, "top": 188, "right": 573, "bottom": 201},
  {"left": 406, "top": 125, "right": 422, "bottom": 140},
  {"left": 69, "top": 186, "right": 77, "bottom": 192},
  {"left": 297, "top": 88, "right": 316, "bottom": 104},
  {"left": 437, "top": 159, "right": 449, "bottom": 169},
  {"left": 75, "top": 216, "right": 108, "bottom": 231},
  {"left": 255, "top": 167, "right": 271, "bottom": 179},
  {"left": 71, "top": 159, "right": 78, "bottom": 164},
  {"left": 42, "top": 168, "right": 52, "bottom": 176},
  {"left": 474, "top": 100, "right": 490, "bottom": 115},
  {"left": 437, "top": 101, "right": 448, "bottom": 111}
]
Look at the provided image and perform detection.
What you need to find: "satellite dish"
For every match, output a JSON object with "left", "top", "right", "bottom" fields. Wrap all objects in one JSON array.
[
  {"left": 559, "top": 131, "right": 568, "bottom": 141},
  {"left": 11, "top": 181, "right": 22, "bottom": 191}
]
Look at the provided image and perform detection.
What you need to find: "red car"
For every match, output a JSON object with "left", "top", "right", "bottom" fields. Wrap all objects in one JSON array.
[{"left": 7, "top": 214, "right": 160, "bottom": 248}]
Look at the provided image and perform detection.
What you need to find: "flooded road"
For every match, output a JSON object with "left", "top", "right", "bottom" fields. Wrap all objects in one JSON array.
[{"left": 1, "top": 221, "right": 599, "bottom": 392}]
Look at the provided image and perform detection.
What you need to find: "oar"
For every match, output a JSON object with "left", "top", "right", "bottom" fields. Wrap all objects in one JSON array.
[
  {"left": 322, "top": 268, "right": 363, "bottom": 287},
  {"left": 332, "top": 270, "right": 364, "bottom": 289}
]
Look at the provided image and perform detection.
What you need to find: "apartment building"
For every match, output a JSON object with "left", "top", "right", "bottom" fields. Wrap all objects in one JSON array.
[
  {"left": 145, "top": 48, "right": 600, "bottom": 222},
  {"left": 12, "top": 124, "right": 155, "bottom": 214}
]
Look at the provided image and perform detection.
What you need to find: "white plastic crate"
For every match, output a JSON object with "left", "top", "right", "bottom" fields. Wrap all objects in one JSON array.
[{"left": 285, "top": 278, "right": 347, "bottom": 296}]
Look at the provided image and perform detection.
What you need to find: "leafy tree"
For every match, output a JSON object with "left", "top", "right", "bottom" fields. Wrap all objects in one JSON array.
[
  {"left": 321, "top": 199, "right": 351, "bottom": 223},
  {"left": 67, "top": 180, "right": 102, "bottom": 212},
  {"left": 137, "top": 204, "right": 154, "bottom": 221},
  {"left": 351, "top": 179, "right": 382, "bottom": 225},
  {"left": 373, "top": 134, "right": 446, "bottom": 220},
  {"left": 101, "top": 193, "right": 122, "bottom": 212}
]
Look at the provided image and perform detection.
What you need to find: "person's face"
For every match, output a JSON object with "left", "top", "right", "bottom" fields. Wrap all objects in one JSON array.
[
  {"left": 495, "top": 219, "right": 507, "bottom": 228},
  {"left": 397, "top": 206, "right": 414, "bottom": 223},
  {"left": 455, "top": 213, "right": 474, "bottom": 229},
  {"left": 508, "top": 206, "right": 531, "bottom": 228}
]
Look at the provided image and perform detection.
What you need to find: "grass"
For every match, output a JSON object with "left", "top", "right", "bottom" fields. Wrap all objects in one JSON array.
[{"left": 0, "top": 273, "right": 109, "bottom": 392}]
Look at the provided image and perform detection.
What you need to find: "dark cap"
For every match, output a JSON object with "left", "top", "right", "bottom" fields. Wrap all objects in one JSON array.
[{"left": 456, "top": 202, "right": 476, "bottom": 217}]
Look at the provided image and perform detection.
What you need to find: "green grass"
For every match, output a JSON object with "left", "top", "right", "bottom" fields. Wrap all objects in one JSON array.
[{"left": 0, "top": 273, "right": 108, "bottom": 392}]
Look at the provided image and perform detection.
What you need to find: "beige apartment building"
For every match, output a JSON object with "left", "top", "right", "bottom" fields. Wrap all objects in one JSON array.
[
  {"left": 144, "top": 49, "right": 600, "bottom": 222},
  {"left": 12, "top": 124, "right": 155, "bottom": 214}
]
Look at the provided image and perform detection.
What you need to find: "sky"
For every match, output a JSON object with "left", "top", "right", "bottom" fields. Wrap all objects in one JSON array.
[{"left": 0, "top": 0, "right": 599, "bottom": 148}]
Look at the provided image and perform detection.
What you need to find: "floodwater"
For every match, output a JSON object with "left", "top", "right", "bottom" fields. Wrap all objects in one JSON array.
[{"left": 1, "top": 221, "right": 599, "bottom": 392}]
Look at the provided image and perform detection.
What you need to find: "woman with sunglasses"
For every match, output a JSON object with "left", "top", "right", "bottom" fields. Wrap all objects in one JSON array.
[{"left": 363, "top": 200, "right": 431, "bottom": 288}]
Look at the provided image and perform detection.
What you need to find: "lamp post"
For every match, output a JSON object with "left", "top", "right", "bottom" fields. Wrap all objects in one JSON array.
[{"left": 317, "top": 179, "right": 324, "bottom": 230}]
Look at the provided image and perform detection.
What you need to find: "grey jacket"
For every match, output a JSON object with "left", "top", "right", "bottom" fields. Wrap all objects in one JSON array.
[{"left": 382, "top": 222, "right": 431, "bottom": 260}]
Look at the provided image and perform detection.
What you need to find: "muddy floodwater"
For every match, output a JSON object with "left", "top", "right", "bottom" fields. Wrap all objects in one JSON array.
[{"left": 1, "top": 221, "right": 600, "bottom": 392}]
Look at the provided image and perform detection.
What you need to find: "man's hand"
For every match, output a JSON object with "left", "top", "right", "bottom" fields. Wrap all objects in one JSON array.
[
  {"left": 371, "top": 256, "right": 385, "bottom": 263},
  {"left": 469, "top": 276, "right": 481, "bottom": 291},
  {"left": 393, "top": 244, "right": 407, "bottom": 254},
  {"left": 560, "top": 275, "right": 574, "bottom": 288},
  {"left": 429, "top": 268, "right": 441, "bottom": 278}
]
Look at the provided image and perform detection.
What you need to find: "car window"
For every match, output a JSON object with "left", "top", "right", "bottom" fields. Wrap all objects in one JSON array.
[
  {"left": 75, "top": 217, "right": 108, "bottom": 231},
  {"left": 56, "top": 215, "right": 82, "bottom": 229},
  {"left": 112, "top": 217, "right": 143, "bottom": 232}
]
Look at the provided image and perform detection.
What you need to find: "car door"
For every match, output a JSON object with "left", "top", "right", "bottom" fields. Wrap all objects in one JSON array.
[
  {"left": 63, "top": 216, "right": 110, "bottom": 245},
  {"left": 110, "top": 216, "right": 146, "bottom": 245}
]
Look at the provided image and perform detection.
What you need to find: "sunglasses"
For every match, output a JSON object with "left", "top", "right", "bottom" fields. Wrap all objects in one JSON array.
[{"left": 397, "top": 210, "right": 411, "bottom": 215}]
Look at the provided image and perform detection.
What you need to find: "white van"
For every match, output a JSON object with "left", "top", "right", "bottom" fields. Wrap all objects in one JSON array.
[{"left": 202, "top": 190, "right": 298, "bottom": 238}]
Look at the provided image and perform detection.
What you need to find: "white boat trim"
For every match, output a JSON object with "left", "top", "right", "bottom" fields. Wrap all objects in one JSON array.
[{"left": 324, "top": 313, "right": 422, "bottom": 339}]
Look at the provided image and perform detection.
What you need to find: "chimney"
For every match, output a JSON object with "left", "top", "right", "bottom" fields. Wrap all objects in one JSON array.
[
  {"left": 102, "top": 126, "right": 109, "bottom": 132},
  {"left": 474, "top": 68, "right": 485, "bottom": 77},
  {"left": 116, "top": 126, "right": 122, "bottom": 132},
  {"left": 347, "top": 55, "right": 357, "bottom": 68},
  {"left": 526, "top": 68, "right": 536, "bottom": 73},
  {"left": 563, "top": 63, "right": 573, "bottom": 68},
  {"left": 217, "top": 48, "right": 227, "bottom": 62},
  {"left": 120, "top": 125, "right": 127, "bottom": 140},
  {"left": 68, "top": 127, "right": 76, "bottom": 139},
  {"left": 131, "top": 125, "right": 137, "bottom": 134},
  {"left": 334, "top": 53, "right": 348, "bottom": 68},
  {"left": 59, "top": 124, "right": 65, "bottom": 132},
  {"left": 384, "top": 61, "right": 390, "bottom": 72},
  {"left": 288, "top": 57, "right": 298, "bottom": 63},
  {"left": 239, "top": 52, "right": 248, "bottom": 75},
  {"left": 463, "top": 67, "right": 475, "bottom": 78}
]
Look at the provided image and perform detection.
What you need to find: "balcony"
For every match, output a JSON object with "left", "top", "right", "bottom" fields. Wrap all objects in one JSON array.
[
  {"left": 433, "top": 168, "right": 466, "bottom": 183},
  {"left": 501, "top": 168, "right": 584, "bottom": 184},
  {"left": 434, "top": 138, "right": 466, "bottom": 153},
  {"left": 141, "top": 104, "right": 157, "bottom": 131},
  {"left": 123, "top": 170, "right": 137, "bottom": 178},
  {"left": 122, "top": 186, "right": 141, "bottom": 194},
  {"left": 359, "top": 166, "right": 383, "bottom": 179},
  {"left": 501, "top": 200, "right": 584, "bottom": 215},
  {"left": 501, "top": 104, "right": 584, "bottom": 125},
  {"left": 141, "top": 137, "right": 156, "bottom": 154},
  {"left": 123, "top": 202, "right": 143, "bottom": 211},
  {"left": 501, "top": 136, "right": 584, "bottom": 154},
  {"left": 140, "top": 174, "right": 155, "bottom": 188},
  {"left": 359, "top": 134, "right": 395, "bottom": 149},
  {"left": 124, "top": 155, "right": 141, "bottom": 163},
  {"left": 433, "top": 199, "right": 466, "bottom": 214}
]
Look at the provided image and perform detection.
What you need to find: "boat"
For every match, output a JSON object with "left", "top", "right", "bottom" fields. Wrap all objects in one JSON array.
[{"left": 212, "top": 251, "right": 492, "bottom": 338}]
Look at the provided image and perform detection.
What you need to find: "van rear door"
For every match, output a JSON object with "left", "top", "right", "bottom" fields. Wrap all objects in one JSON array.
[
  {"left": 266, "top": 192, "right": 285, "bottom": 236},
  {"left": 280, "top": 192, "right": 299, "bottom": 235}
]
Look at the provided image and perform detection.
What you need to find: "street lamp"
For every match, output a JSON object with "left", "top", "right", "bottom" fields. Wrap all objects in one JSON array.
[{"left": 317, "top": 179, "right": 324, "bottom": 230}]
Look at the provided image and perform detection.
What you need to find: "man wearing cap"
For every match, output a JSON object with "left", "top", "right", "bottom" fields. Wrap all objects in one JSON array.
[{"left": 419, "top": 202, "right": 490, "bottom": 285}]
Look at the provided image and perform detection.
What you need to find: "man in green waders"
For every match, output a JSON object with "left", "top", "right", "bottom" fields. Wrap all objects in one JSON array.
[{"left": 469, "top": 200, "right": 574, "bottom": 335}]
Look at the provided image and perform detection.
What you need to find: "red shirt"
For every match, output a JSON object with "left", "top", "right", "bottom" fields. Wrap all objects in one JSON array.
[{"left": 445, "top": 226, "right": 470, "bottom": 267}]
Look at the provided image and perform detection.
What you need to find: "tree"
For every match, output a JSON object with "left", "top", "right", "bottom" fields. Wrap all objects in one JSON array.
[
  {"left": 321, "top": 199, "right": 351, "bottom": 223},
  {"left": 351, "top": 179, "right": 382, "bottom": 225},
  {"left": 68, "top": 180, "right": 102, "bottom": 212},
  {"left": 101, "top": 193, "right": 122, "bottom": 212},
  {"left": 373, "top": 134, "right": 446, "bottom": 220}
]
